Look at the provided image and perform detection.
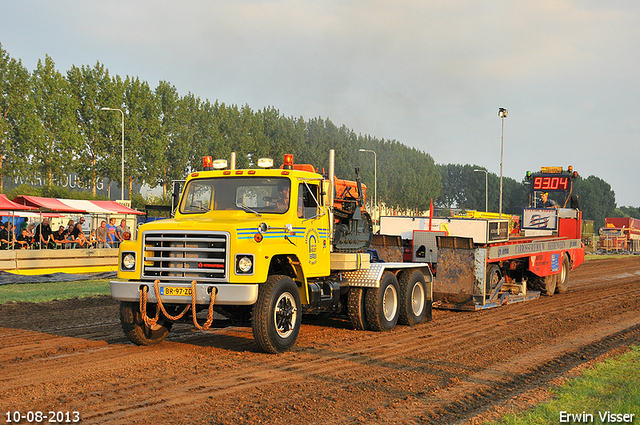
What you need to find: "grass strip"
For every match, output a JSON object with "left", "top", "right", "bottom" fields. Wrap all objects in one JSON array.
[
  {"left": 0, "top": 279, "right": 111, "bottom": 304},
  {"left": 492, "top": 346, "right": 640, "bottom": 424}
]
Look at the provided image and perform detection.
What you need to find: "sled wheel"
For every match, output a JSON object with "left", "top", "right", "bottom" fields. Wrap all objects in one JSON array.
[
  {"left": 541, "top": 274, "right": 557, "bottom": 296},
  {"left": 398, "top": 269, "right": 428, "bottom": 326},
  {"left": 119, "top": 301, "right": 173, "bottom": 346},
  {"left": 486, "top": 264, "right": 502, "bottom": 295},
  {"left": 252, "top": 275, "right": 301, "bottom": 354},
  {"left": 365, "top": 271, "right": 399, "bottom": 331},
  {"left": 556, "top": 254, "right": 571, "bottom": 294}
]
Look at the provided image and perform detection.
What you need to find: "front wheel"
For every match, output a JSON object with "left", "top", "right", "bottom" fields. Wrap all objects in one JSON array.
[
  {"left": 119, "top": 301, "right": 173, "bottom": 345},
  {"left": 252, "top": 275, "right": 302, "bottom": 354},
  {"left": 398, "top": 269, "right": 429, "bottom": 326}
]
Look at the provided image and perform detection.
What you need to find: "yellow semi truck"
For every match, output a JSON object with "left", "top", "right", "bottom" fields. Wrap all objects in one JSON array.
[{"left": 110, "top": 150, "right": 431, "bottom": 353}]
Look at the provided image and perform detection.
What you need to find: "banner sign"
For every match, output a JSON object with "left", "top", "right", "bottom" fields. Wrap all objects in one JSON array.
[{"left": 522, "top": 208, "right": 558, "bottom": 231}]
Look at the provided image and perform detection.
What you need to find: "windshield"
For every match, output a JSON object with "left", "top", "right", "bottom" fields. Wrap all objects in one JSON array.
[{"left": 180, "top": 177, "right": 291, "bottom": 214}]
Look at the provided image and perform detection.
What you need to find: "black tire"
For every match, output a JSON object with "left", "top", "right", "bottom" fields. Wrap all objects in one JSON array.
[
  {"left": 347, "top": 287, "right": 369, "bottom": 330},
  {"left": 252, "top": 275, "right": 302, "bottom": 354},
  {"left": 365, "top": 271, "right": 400, "bottom": 331},
  {"left": 556, "top": 254, "right": 571, "bottom": 294},
  {"left": 541, "top": 274, "right": 557, "bottom": 296},
  {"left": 486, "top": 264, "right": 502, "bottom": 295},
  {"left": 398, "top": 269, "right": 429, "bottom": 326},
  {"left": 119, "top": 301, "right": 173, "bottom": 346}
]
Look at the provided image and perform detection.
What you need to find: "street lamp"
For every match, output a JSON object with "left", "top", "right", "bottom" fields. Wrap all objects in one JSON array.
[
  {"left": 498, "top": 108, "right": 508, "bottom": 218},
  {"left": 101, "top": 107, "right": 125, "bottom": 200},
  {"left": 358, "top": 149, "right": 377, "bottom": 231},
  {"left": 474, "top": 169, "right": 488, "bottom": 212}
]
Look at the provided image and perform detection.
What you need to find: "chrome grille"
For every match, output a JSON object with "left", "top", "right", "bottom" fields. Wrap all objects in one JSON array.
[{"left": 142, "top": 231, "right": 229, "bottom": 282}]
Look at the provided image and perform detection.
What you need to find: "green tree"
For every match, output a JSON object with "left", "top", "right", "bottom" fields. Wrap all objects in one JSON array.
[
  {"left": 30, "top": 55, "right": 79, "bottom": 186},
  {"left": 0, "top": 44, "right": 38, "bottom": 191},
  {"left": 123, "top": 76, "right": 163, "bottom": 198},
  {"left": 573, "top": 175, "right": 616, "bottom": 229},
  {"left": 67, "top": 62, "right": 123, "bottom": 196}
]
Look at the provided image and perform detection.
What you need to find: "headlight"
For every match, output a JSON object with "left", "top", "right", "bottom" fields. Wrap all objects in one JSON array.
[
  {"left": 122, "top": 253, "right": 136, "bottom": 270},
  {"left": 236, "top": 255, "right": 253, "bottom": 274}
]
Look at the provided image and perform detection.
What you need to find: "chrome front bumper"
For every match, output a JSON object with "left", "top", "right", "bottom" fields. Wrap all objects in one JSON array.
[{"left": 110, "top": 280, "right": 259, "bottom": 305}]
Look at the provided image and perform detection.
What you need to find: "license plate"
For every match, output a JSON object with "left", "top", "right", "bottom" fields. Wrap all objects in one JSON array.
[{"left": 160, "top": 286, "right": 192, "bottom": 296}]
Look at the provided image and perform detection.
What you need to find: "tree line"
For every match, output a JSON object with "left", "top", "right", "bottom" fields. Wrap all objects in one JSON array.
[{"left": 0, "top": 44, "right": 629, "bottom": 229}]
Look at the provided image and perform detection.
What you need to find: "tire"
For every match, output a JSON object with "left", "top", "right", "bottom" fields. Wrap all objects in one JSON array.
[
  {"left": 398, "top": 269, "right": 429, "bottom": 326},
  {"left": 365, "top": 271, "right": 400, "bottom": 331},
  {"left": 252, "top": 275, "right": 302, "bottom": 354},
  {"left": 556, "top": 254, "right": 571, "bottom": 294},
  {"left": 347, "top": 287, "right": 369, "bottom": 330},
  {"left": 541, "top": 274, "right": 557, "bottom": 296},
  {"left": 485, "top": 264, "right": 502, "bottom": 295},
  {"left": 119, "top": 301, "right": 173, "bottom": 345}
]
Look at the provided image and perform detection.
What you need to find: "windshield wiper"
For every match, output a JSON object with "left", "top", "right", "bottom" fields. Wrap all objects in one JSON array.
[
  {"left": 189, "top": 203, "right": 210, "bottom": 212},
  {"left": 234, "top": 202, "right": 262, "bottom": 216}
]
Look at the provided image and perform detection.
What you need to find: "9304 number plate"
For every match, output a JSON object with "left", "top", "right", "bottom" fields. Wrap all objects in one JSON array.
[{"left": 160, "top": 286, "right": 192, "bottom": 296}]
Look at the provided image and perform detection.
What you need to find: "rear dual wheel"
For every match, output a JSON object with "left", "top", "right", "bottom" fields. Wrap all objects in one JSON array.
[
  {"left": 398, "top": 269, "right": 430, "bottom": 326},
  {"left": 365, "top": 271, "right": 400, "bottom": 331}
]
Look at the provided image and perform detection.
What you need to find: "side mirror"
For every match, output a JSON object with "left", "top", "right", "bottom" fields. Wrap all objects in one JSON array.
[{"left": 171, "top": 181, "right": 181, "bottom": 216}]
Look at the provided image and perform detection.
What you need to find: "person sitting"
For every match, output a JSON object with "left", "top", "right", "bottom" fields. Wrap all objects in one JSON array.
[
  {"left": 276, "top": 182, "right": 291, "bottom": 212},
  {"left": 74, "top": 224, "right": 88, "bottom": 248},
  {"left": 0, "top": 222, "right": 14, "bottom": 250},
  {"left": 540, "top": 192, "right": 557, "bottom": 208},
  {"left": 15, "top": 228, "right": 32, "bottom": 249},
  {"left": 88, "top": 230, "right": 98, "bottom": 249},
  {"left": 65, "top": 219, "right": 75, "bottom": 235},
  {"left": 34, "top": 218, "right": 54, "bottom": 249},
  {"left": 51, "top": 226, "right": 69, "bottom": 249}
]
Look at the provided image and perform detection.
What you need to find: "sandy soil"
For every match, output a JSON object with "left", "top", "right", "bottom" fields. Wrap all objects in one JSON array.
[{"left": 1, "top": 256, "right": 640, "bottom": 424}]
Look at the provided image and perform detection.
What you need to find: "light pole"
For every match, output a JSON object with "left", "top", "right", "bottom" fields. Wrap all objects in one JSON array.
[
  {"left": 358, "top": 149, "right": 377, "bottom": 231},
  {"left": 474, "top": 169, "right": 488, "bottom": 212},
  {"left": 101, "top": 107, "right": 125, "bottom": 200},
  {"left": 498, "top": 108, "right": 508, "bottom": 218}
]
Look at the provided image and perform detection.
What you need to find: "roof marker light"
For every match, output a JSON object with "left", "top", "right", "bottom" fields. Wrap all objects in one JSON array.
[
  {"left": 257, "top": 158, "right": 274, "bottom": 168},
  {"left": 213, "top": 159, "right": 228, "bottom": 169}
]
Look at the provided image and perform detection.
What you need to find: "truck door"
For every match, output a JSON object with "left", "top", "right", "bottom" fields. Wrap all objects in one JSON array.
[{"left": 297, "top": 181, "right": 330, "bottom": 277}]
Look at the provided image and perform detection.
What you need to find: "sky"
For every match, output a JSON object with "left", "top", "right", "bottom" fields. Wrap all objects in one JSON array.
[{"left": 2, "top": 1, "right": 640, "bottom": 205}]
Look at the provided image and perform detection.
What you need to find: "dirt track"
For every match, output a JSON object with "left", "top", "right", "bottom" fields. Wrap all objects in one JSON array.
[{"left": 2, "top": 257, "right": 640, "bottom": 424}]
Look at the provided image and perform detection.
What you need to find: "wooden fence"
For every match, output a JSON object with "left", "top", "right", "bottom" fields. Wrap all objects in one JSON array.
[{"left": 0, "top": 248, "right": 119, "bottom": 274}]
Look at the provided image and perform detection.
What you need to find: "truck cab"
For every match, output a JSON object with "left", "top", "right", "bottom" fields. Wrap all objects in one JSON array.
[{"left": 112, "top": 154, "right": 334, "bottom": 352}]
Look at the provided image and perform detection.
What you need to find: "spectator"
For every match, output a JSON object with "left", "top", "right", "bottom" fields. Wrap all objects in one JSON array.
[
  {"left": 116, "top": 219, "right": 130, "bottom": 243},
  {"left": 107, "top": 218, "right": 117, "bottom": 247},
  {"left": 65, "top": 219, "right": 75, "bottom": 235},
  {"left": 70, "top": 219, "right": 82, "bottom": 241},
  {"left": 15, "top": 228, "right": 32, "bottom": 249},
  {"left": 52, "top": 226, "right": 69, "bottom": 249},
  {"left": 77, "top": 216, "right": 86, "bottom": 232},
  {"left": 97, "top": 220, "right": 110, "bottom": 248},
  {"left": 26, "top": 223, "right": 35, "bottom": 239},
  {"left": 7, "top": 223, "right": 16, "bottom": 248},
  {"left": 34, "top": 218, "right": 54, "bottom": 249},
  {"left": 0, "top": 222, "right": 13, "bottom": 250},
  {"left": 88, "top": 230, "right": 98, "bottom": 248},
  {"left": 74, "top": 223, "right": 88, "bottom": 248}
]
